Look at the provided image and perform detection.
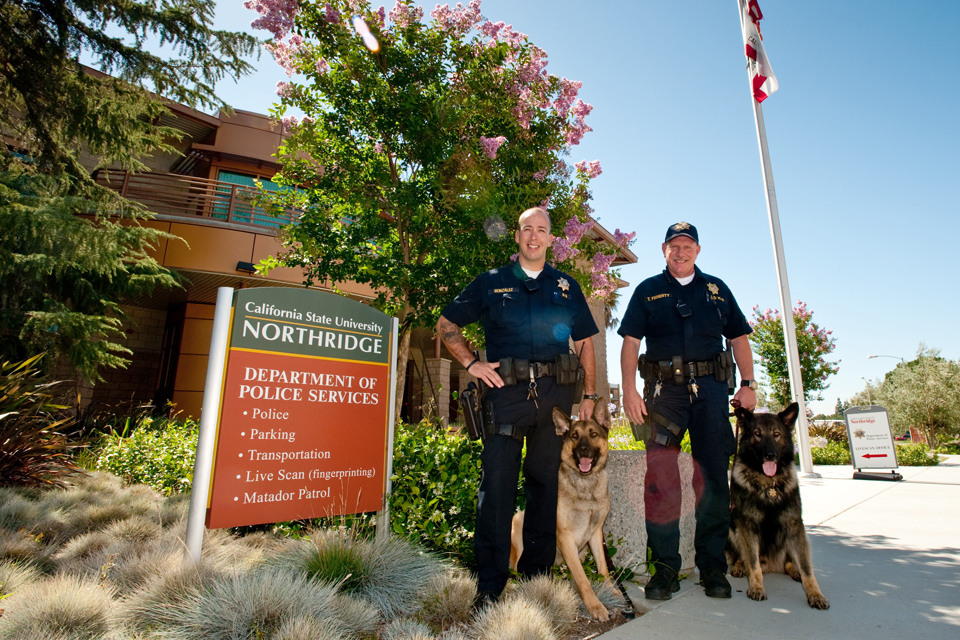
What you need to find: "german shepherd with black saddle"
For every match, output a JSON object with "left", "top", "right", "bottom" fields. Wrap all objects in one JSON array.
[{"left": 726, "top": 403, "right": 830, "bottom": 609}]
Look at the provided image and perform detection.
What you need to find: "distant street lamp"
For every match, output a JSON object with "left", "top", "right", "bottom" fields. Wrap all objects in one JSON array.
[
  {"left": 868, "top": 354, "right": 905, "bottom": 363},
  {"left": 860, "top": 376, "right": 873, "bottom": 404}
]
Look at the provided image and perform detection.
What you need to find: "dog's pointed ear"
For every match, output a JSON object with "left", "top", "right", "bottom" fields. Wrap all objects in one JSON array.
[
  {"left": 553, "top": 407, "right": 572, "bottom": 436},
  {"left": 591, "top": 397, "right": 610, "bottom": 430},
  {"left": 734, "top": 405, "right": 753, "bottom": 425},
  {"left": 779, "top": 402, "right": 800, "bottom": 428}
]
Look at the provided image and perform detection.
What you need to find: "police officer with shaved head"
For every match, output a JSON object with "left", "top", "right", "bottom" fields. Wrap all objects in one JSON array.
[
  {"left": 437, "top": 207, "right": 599, "bottom": 609},
  {"left": 619, "top": 222, "right": 757, "bottom": 601}
]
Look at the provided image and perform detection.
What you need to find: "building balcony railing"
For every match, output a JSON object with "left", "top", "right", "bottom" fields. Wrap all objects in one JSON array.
[{"left": 93, "top": 170, "right": 300, "bottom": 230}]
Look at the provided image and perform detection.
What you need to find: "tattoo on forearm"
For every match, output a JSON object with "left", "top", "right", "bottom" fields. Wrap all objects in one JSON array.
[{"left": 438, "top": 317, "right": 466, "bottom": 347}]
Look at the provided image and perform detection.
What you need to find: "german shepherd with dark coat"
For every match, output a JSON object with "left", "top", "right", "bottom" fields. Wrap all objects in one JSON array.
[
  {"left": 726, "top": 403, "right": 830, "bottom": 609},
  {"left": 509, "top": 400, "right": 616, "bottom": 621}
]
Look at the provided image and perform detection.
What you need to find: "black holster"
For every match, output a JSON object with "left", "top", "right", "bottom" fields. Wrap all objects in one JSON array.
[
  {"left": 648, "top": 412, "right": 684, "bottom": 449},
  {"left": 479, "top": 398, "right": 524, "bottom": 442},
  {"left": 459, "top": 382, "right": 485, "bottom": 441}
]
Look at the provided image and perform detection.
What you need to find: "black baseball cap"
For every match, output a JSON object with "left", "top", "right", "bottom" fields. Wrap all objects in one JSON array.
[{"left": 664, "top": 222, "right": 699, "bottom": 244}]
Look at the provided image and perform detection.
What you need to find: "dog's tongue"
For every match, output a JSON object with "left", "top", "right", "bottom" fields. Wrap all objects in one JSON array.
[
  {"left": 579, "top": 457, "right": 593, "bottom": 473},
  {"left": 763, "top": 461, "right": 778, "bottom": 477}
]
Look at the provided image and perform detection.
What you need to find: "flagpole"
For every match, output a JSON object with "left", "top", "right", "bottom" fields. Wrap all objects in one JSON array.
[{"left": 738, "top": 0, "right": 817, "bottom": 476}]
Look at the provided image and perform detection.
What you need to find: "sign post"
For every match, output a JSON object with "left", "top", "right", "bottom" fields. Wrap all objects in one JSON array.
[
  {"left": 843, "top": 406, "right": 903, "bottom": 481},
  {"left": 186, "top": 287, "right": 398, "bottom": 562}
]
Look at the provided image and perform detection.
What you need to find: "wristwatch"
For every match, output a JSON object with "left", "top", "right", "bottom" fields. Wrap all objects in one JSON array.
[
  {"left": 740, "top": 379, "right": 758, "bottom": 390},
  {"left": 582, "top": 393, "right": 600, "bottom": 402}
]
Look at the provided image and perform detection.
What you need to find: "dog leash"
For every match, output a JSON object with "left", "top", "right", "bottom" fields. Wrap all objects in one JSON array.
[
  {"left": 729, "top": 398, "right": 741, "bottom": 513},
  {"left": 601, "top": 541, "right": 636, "bottom": 619}
]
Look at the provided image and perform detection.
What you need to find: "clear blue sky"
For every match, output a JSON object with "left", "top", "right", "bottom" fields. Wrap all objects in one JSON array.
[{"left": 208, "top": 0, "right": 960, "bottom": 414}]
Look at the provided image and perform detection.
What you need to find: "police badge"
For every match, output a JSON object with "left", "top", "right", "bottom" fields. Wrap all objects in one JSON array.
[
  {"left": 707, "top": 283, "right": 719, "bottom": 295},
  {"left": 557, "top": 277, "right": 570, "bottom": 292}
]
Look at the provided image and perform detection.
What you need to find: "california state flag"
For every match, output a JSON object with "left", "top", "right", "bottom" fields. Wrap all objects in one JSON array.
[{"left": 740, "top": 0, "right": 778, "bottom": 102}]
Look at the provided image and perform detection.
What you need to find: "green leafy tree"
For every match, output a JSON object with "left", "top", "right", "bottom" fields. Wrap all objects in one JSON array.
[
  {"left": 0, "top": 165, "right": 183, "bottom": 379},
  {"left": 0, "top": 0, "right": 257, "bottom": 380},
  {"left": 846, "top": 386, "right": 872, "bottom": 409},
  {"left": 749, "top": 301, "right": 839, "bottom": 406},
  {"left": 1, "top": 0, "right": 257, "bottom": 189},
  {"left": 874, "top": 344, "right": 960, "bottom": 447},
  {"left": 834, "top": 397, "right": 848, "bottom": 417},
  {"left": 248, "top": 0, "right": 635, "bottom": 411}
]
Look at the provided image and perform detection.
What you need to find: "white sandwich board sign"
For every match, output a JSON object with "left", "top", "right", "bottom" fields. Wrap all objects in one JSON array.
[{"left": 843, "top": 406, "right": 902, "bottom": 481}]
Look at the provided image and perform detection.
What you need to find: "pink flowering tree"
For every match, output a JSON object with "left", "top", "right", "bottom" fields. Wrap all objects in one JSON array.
[
  {"left": 246, "top": 0, "right": 635, "bottom": 410},
  {"left": 749, "top": 301, "right": 840, "bottom": 407}
]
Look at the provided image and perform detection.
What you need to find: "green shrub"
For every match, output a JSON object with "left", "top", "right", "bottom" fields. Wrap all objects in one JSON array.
[
  {"left": 896, "top": 443, "right": 940, "bottom": 466},
  {"left": 608, "top": 418, "right": 643, "bottom": 451},
  {"left": 389, "top": 420, "right": 482, "bottom": 567},
  {"left": 936, "top": 441, "right": 960, "bottom": 455},
  {"left": 93, "top": 416, "right": 198, "bottom": 495},
  {"left": 806, "top": 441, "right": 940, "bottom": 466},
  {"left": 808, "top": 420, "right": 848, "bottom": 444},
  {"left": 0, "top": 355, "right": 81, "bottom": 488},
  {"left": 810, "top": 441, "right": 851, "bottom": 465}
]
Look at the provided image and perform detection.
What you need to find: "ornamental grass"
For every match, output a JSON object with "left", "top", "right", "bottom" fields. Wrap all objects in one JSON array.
[{"left": 0, "top": 472, "right": 592, "bottom": 640}]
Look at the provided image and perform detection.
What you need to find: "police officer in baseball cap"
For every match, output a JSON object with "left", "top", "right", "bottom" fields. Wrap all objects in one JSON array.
[{"left": 619, "top": 222, "right": 757, "bottom": 600}]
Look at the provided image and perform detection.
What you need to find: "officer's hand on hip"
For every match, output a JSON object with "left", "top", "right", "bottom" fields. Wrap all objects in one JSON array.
[
  {"left": 623, "top": 389, "right": 647, "bottom": 425},
  {"left": 732, "top": 386, "right": 757, "bottom": 411},
  {"left": 471, "top": 361, "right": 504, "bottom": 388}
]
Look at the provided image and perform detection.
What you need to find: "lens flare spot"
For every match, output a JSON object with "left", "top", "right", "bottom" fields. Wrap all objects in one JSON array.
[
  {"left": 483, "top": 216, "right": 508, "bottom": 241},
  {"left": 352, "top": 15, "right": 380, "bottom": 52}
]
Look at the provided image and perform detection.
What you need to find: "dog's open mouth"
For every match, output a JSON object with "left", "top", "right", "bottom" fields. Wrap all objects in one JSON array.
[
  {"left": 578, "top": 456, "right": 594, "bottom": 473},
  {"left": 762, "top": 461, "right": 778, "bottom": 477}
]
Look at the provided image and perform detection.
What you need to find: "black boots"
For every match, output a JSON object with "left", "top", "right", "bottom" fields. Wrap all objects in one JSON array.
[
  {"left": 645, "top": 567, "right": 681, "bottom": 600},
  {"left": 699, "top": 567, "right": 732, "bottom": 598}
]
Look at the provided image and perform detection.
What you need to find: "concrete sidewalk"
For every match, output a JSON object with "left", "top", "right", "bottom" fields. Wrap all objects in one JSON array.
[{"left": 602, "top": 456, "right": 960, "bottom": 640}]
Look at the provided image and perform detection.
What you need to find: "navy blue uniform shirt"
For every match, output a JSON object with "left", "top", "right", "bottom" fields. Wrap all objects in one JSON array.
[
  {"left": 442, "top": 262, "right": 599, "bottom": 362},
  {"left": 618, "top": 266, "right": 751, "bottom": 362}
]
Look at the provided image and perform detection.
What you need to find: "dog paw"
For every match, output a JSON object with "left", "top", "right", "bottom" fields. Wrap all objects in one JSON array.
[
  {"left": 807, "top": 593, "right": 830, "bottom": 610},
  {"left": 586, "top": 599, "right": 610, "bottom": 622},
  {"left": 729, "top": 563, "right": 746, "bottom": 578},
  {"left": 746, "top": 586, "right": 767, "bottom": 601},
  {"left": 784, "top": 562, "right": 801, "bottom": 582}
]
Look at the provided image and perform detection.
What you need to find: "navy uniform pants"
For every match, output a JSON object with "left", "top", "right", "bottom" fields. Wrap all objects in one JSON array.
[
  {"left": 643, "top": 376, "right": 736, "bottom": 574},
  {"left": 475, "top": 376, "right": 575, "bottom": 594}
]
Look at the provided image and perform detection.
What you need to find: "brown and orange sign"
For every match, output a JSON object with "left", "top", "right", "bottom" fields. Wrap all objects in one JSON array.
[{"left": 205, "top": 288, "right": 394, "bottom": 529}]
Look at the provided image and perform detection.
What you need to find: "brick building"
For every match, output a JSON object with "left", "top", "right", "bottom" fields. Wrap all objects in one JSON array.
[{"left": 61, "top": 86, "right": 636, "bottom": 421}]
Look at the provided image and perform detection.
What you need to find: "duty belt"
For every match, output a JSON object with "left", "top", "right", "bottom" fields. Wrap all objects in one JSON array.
[
  {"left": 639, "top": 357, "right": 717, "bottom": 383},
  {"left": 498, "top": 358, "right": 558, "bottom": 385},
  {"left": 498, "top": 355, "right": 581, "bottom": 408}
]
